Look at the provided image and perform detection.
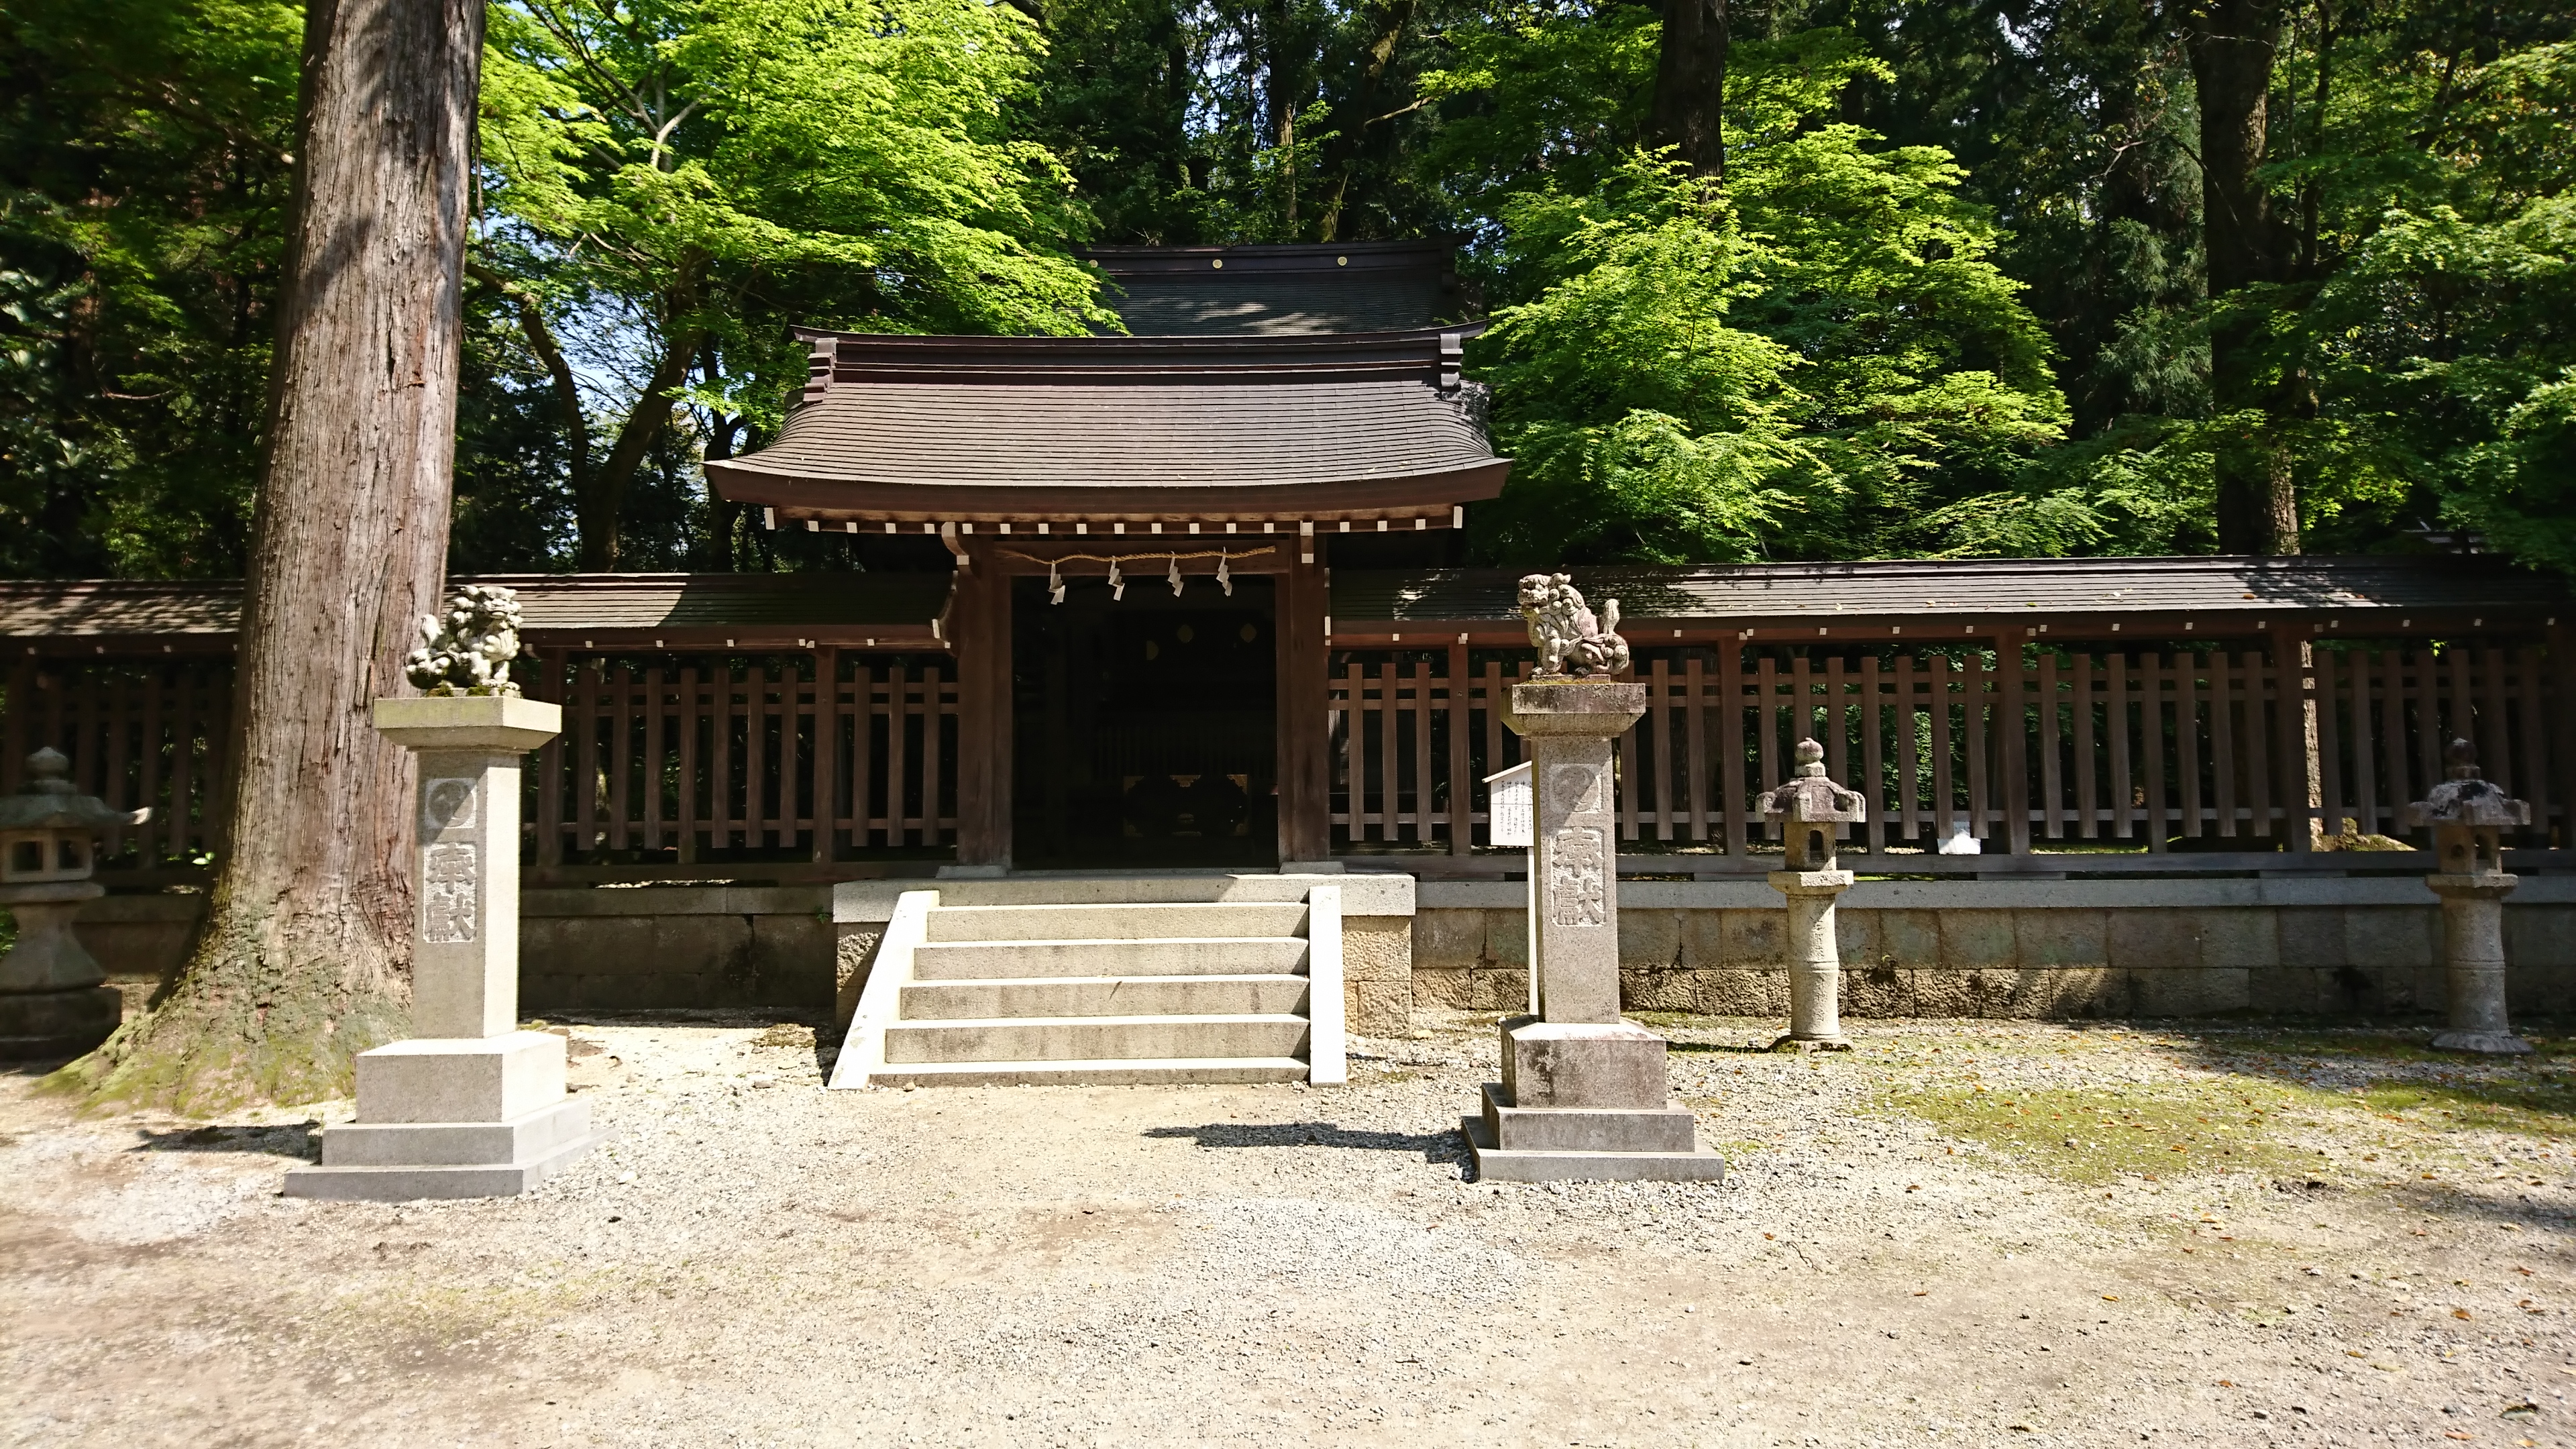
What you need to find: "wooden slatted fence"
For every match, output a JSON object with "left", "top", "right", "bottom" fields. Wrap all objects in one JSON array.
[
  {"left": 1330, "top": 641, "right": 2574, "bottom": 856},
  {"left": 1, "top": 659, "right": 233, "bottom": 867},
  {"left": 0, "top": 650, "right": 958, "bottom": 869},
  {"left": 533, "top": 650, "right": 958, "bottom": 863}
]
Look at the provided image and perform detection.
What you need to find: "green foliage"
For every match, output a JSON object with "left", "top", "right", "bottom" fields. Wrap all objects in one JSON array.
[
  {"left": 1468, "top": 80, "right": 2076, "bottom": 564},
  {"left": 476, "top": 0, "right": 1116, "bottom": 566},
  {"left": 1025, "top": 0, "right": 1468, "bottom": 245},
  {"left": 1, "top": 0, "right": 2569, "bottom": 579},
  {"left": 1413, "top": 2, "right": 1660, "bottom": 235},
  {"left": 2284, "top": 38, "right": 2576, "bottom": 563},
  {"left": 0, "top": 0, "right": 300, "bottom": 578},
  {"left": 484, "top": 0, "right": 1104, "bottom": 333}
]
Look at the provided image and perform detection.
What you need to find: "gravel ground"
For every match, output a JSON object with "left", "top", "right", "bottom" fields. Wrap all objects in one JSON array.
[{"left": 5, "top": 1010, "right": 2574, "bottom": 1448}]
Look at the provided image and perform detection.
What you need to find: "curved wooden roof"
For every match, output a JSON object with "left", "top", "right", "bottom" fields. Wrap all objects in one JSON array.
[
  {"left": 0, "top": 573, "right": 954, "bottom": 653},
  {"left": 705, "top": 327, "right": 1508, "bottom": 527},
  {"left": 1328, "top": 556, "right": 2571, "bottom": 643}
]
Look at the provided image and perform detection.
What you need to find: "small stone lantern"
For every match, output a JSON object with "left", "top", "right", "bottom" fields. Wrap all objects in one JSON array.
[
  {"left": 1759, "top": 739, "right": 1867, "bottom": 1052},
  {"left": 2402, "top": 739, "right": 2532, "bottom": 1055},
  {"left": 0, "top": 748, "right": 149, "bottom": 1058}
]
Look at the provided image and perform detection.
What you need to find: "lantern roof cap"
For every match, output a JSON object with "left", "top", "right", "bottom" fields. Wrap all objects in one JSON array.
[{"left": 0, "top": 748, "right": 146, "bottom": 832}]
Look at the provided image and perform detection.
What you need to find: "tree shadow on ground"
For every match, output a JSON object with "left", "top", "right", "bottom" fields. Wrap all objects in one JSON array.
[
  {"left": 127, "top": 1122, "right": 319, "bottom": 1159},
  {"left": 1144, "top": 1121, "right": 1466, "bottom": 1163}
]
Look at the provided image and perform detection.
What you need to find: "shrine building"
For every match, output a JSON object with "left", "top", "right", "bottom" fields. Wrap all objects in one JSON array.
[
  {"left": 703, "top": 240, "right": 1498, "bottom": 871},
  {"left": 2, "top": 241, "right": 2571, "bottom": 1085}
]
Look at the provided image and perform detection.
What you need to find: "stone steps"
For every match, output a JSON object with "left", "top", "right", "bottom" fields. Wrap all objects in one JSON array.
[
  {"left": 869, "top": 1057, "right": 1312, "bottom": 1088},
  {"left": 921, "top": 902, "right": 1309, "bottom": 943},
  {"left": 912, "top": 936, "right": 1309, "bottom": 980},
  {"left": 899, "top": 973, "right": 1310, "bottom": 1020},
  {"left": 882, "top": 1013, "right": 1311, "bottom": 1065},
  {"left": 834, "top": 879, "right": 1348, "bottom": 1089}
]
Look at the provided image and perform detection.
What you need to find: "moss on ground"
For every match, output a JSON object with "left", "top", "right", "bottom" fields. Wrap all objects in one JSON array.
[
  {"left": 2355, "top": 1077, "right": 2576, "bottom": 1139},
  {"left": 1879, "top": 1080, "right": 2343, "bottom": 1185}
]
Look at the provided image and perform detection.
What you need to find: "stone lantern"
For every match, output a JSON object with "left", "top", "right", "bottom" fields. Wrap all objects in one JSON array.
[
  {"left": 0, "top": 748, "right": 148, "bottom": 1059},
  {"left": 2402, "top": 739, "right": 2532, "bottom": 1055},
  {"left": 1759, "top": 739, "right": 1866, "bottom": 1052}
]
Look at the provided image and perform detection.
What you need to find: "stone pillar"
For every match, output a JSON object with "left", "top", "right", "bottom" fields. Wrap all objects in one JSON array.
[
  {"left": 1462, "top": 677, "right": 1723, "bottom": 1181},
  {"left": 1760, "top": 739, "right": 1866, "bottom": 1052},
  {"left": 2404, "top": 739, "right": 2532, "bottom": 1055},
  {"left": 0, "top": 748, "right": 144, "bottom": 1059},
  {"left": 286, "top": 694, "right": 610, "bottom": 1199},
  {"left": 2430, "top": 877, "right": 2521, "bottom": 1053},
  {"left": 1515, "top": 680, "right": 1633, "bottom": 1024}
]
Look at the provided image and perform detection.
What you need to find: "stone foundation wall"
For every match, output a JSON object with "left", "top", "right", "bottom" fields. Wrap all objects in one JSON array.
[
  {"left": 1412, "top": 877, "right": 2576, "bottom": 1020},
  {"left": 519, "top": 888, "right": 835, "bottom": 1010},
  {"left": 1342, "top": 916, "right": 1412, "bottom": 1036},
  {"left": 83, "top": 873, "right": 2555, "bottom": 1027},
  {"left": 74, "top": 887, "right": 837, "bottom": 1014}
]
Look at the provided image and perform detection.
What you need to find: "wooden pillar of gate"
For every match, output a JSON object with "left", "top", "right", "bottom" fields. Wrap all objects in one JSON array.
[
  {"left": 1278, "top": 547, "right": 1332, "bottom": 863},
  {"left": 950, "top": 544, "right": 1014, "bottom": 868},
  {"left": 1998, "top": 628, "right": 2033, "bottom": 855}
]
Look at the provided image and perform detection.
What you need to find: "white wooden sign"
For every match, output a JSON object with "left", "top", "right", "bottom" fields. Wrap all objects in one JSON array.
[{"left": 1484, "top": 761, "right": 1532, "bottom": 848}]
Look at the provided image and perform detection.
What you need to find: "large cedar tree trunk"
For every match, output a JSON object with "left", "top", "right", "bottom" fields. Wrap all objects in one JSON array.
[
  {"left": 1654, "top": 0, "right": 1729, "bottom": 178},
  {"left": 2190, "top": 0, "right": 2300, "bottom": 555},
  {"left": 52, "top": 0, "right": 485, "bottom": 1112}
]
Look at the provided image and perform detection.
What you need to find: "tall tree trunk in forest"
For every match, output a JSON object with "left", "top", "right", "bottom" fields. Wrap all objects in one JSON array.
[
  {"left": 574, "top": 323, "right": 701, "bottom": 570},
  {"left": 1654, "top": 0, "right": 1729, "bottom": 178},
  {"left": 48, "top": 0, "right": 485, "bottom": 1112},
  {"left": 2190, "top": 0, "right": 2300, "bottom": 554},
  {"left": 1316, "top": 0, "right": 1424, "bottom": 241}
]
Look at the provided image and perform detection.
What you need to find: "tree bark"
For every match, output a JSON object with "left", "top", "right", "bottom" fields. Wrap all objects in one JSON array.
[
  {"left": 2190, "top": 0, "right": 2299, "bottom": 554},
  {"left": 1654, "top": 0, "right": 1729, "bottom": 179},
  {"left": 51, "top": 0, "right": 485, "bottom": 1112}
]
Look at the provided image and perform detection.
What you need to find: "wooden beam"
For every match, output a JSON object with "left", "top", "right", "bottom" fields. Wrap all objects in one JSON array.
[
  {"left": 1279, "top": 549, "right": 1332, "bottom": 862},
  {"left": 950, "top": 548, "right": 1012, "bottom": 867}
]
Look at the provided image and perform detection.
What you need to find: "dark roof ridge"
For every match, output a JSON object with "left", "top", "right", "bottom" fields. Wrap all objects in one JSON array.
[
  {"left": 1079, "top": 240, "right": 1455, "bottom": 277},
  {"left": 792, "top": 324, "right": 1481, "bottom": 389}
]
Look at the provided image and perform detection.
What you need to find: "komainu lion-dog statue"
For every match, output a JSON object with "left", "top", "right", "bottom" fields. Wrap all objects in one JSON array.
[{"left": 1517, "top": 572, "right": 1631, "bottom": 678}]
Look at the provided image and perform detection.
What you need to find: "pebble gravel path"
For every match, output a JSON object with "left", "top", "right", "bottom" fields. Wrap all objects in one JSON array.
[{"left": 4, "top": 1010, "right": 2571, "bottom": 1446}]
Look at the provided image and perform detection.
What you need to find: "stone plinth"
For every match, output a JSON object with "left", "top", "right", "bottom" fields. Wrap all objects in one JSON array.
[
  {"left": 1464, "top": 678, "right": 1724, "bottom": 1183},
  {"left": 1768, "top": 869, "right": 1856, "bottom": 1049},
  {"left": 0, "top": 880, "right": 121, "bottom": 1057},
  {"left": 286, "top": 694, "right": 608, "bottom": 1200},
  {"left": 2428, "top": 873, "right": 2527, "bottom": 1055}
]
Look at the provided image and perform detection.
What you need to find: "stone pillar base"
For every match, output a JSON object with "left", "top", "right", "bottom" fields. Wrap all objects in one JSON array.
[
  {"left": 1462, "top": 1016, "right": 1727, "bottom": 1182},
  {"left": 1768, "top": 1034, "right": 1852, "bottom": 1054},
  {"left": 284, "top": 1032, "right": 610, "bottom": 1201},
  {"left": 2432, "top": 1028, "right": 2533, "bottom": 1056},
  {"left": 0, "top": 985, "right": 121, "bottom": 1059}
]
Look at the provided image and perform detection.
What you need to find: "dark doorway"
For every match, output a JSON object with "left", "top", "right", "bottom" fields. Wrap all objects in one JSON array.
[{"left": 1012, "top": 574, "right": 1278, "bottom": 868}]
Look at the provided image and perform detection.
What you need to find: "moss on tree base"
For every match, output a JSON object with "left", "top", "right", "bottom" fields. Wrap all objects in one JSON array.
[{"left": 43, "top": 909, "right": 410, "bottom": 1118}]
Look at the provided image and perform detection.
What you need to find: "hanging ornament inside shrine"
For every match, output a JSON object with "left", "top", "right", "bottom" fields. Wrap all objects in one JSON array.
[
  {"left": 1167, "top": 554, "right": 1184, "bottom": 596},
  {"left": 1046, "top": 559, "right": 1065, "bottom": 604},
  {"left": 1216, "top": 553, "right": 1233, "bottom": 596}
]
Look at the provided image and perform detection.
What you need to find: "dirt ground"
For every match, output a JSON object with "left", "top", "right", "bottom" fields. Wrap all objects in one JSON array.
[{"left": 6, "top": 1010, "right": 2575, "bottom": 1448}]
